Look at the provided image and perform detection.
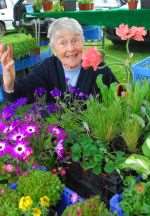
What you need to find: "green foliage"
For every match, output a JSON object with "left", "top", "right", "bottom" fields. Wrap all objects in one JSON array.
[
  {"left": 33, "top": 0, "right": 43, "bottom": 11},
  {"left": 0, "top": 187, "right": 20, "bottom": 216},
  {"left": 0, "top": 33, "right": 38, "bottom": 59},
  {"left": 104, "top": 151, "right": 127, "bottom": 173},
  {"left": 71, "top": 135, "right": 107, "bottom": 174},
  {"left": 121, "top": 176, "right": 150, "bottom": 216},
  {"left": 17, "top": 170, "right": 64, "bottom": 206},
  {"left": 52, "top": 1, "right": 64, "bottom": 12},
  {"left": 62, "top": 195, "right": 111, "bottom": 216},
  {"left": 78, "top": 0, "right": 93, "bottom": 4},
  {"left": 121, "top": 154, "right": 150, "bottom": 179},
  {"left": 121, "top": 113, "right": 144, "bottom": 152},
  {"left": 81, "top": 77, "right": 123, "bottom": 142},
  {"left": 124, "top": 81, "right": 150, "bottom": 114}
]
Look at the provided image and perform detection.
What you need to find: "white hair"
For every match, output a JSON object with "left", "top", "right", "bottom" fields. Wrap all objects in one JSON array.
[{"left": 47, "top": 17, "right": 84, "bottom": 48}]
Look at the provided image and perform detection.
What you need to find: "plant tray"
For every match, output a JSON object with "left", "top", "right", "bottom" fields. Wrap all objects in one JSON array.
[
  {"left": 82, "top": 25, "right": 103, "bottom": 41},
  {"left": 56, "top": 187, "right": 83, "bottom": 216},
  {"left": 109, "top": 193, "right": 123, "bottom": 216},
  {"left": 132, "top": 56, "right": 150, "bottom": 81}
]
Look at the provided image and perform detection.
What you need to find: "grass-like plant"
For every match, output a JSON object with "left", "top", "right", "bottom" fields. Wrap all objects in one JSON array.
[
  {"left": 0, "top": 33, "right": 38, "bottom": 59},
  {"left": 81, "top": 77, "right": 123, "bottom": 143}
]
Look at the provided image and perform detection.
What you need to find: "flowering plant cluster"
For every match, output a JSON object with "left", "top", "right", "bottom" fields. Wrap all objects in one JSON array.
[
  {"left": 19, "top": 195, "right": 50, "bottom": 216},
  {"left": 0, "top": 82, "right": 91, "bottom": 183}
]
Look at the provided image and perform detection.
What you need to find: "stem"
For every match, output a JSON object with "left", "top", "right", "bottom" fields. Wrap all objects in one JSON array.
[{"left": 126, "top": 39, "right": 132, "bottom": 83}]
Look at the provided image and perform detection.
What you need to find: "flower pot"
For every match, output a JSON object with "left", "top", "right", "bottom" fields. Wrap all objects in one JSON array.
[
  {"left": 127, "top": 1, "right": 138, "bottom": 9},
  {"left": 43, "top": 1, "right": 53, "bottom": 11},
  {"left": 65, "top": 162, "right": 123, "bottom": 206},
  {"left": 79, "top": 3, "right": 94, "bottom": 10},
  {"left": 63, "top": 0, "right": 76, "bottom": 11}
]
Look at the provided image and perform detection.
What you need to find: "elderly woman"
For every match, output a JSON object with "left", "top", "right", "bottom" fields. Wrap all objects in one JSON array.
[{"left": 0, "top": 17, "right": 117, "bottom": 103}]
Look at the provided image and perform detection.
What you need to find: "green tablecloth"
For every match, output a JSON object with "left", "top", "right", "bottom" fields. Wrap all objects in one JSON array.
[{"left": 26, "top": 9, "right": 150, "bottom": 29}]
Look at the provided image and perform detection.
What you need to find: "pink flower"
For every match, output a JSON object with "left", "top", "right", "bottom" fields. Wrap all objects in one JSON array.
[
  {"left": 116, "top": 24, "right": 131, "bottom": 40},
  {"left": 130, "top": 26, "right": 147, "bottom": 41},
  {"left": 3, "top": 164, "right": 15, "bottom": 173},
  {"left": 82, "top": 47, "right": 103, "bottom": 71},
  {"left": 116, "top": 24, "right": 147, "bottom": 41}
]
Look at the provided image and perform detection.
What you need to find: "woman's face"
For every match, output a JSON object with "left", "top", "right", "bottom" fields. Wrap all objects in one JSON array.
[{"left": 52, "top": 29, "right": 84, "bottom": 69}]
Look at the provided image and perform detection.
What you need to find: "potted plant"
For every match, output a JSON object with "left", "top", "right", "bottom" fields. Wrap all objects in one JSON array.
[
  {"left": 42, "top": 0, "right": 53, "bottom": 11},
  {"left": 52, "top": 0, "right": 64, "bottom": 11},
  {"left": 33, "top": 0, "right": 42, "bottom": 12},
  {"left": 78, "top": 0, "right": 94, "bottom": 10},
  {"left": 127, "top": 0, "right": 138, "bottom": 10}
]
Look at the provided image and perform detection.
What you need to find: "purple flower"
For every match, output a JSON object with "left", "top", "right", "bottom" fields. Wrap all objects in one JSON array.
[
  {"left": 8, "top": 130, "right": 26, "bottom": 142},
  {"left": 0, "top": 121, "right": 6, "bottom": 133},
  {"left": 10, "top": 142, "right": 32, "bottom": 160},
  {"left": 50, "top": 88, "right": 61, "bottom": 98},
  {"left": 48, "top": 124, "right": 68, "bottom": 142},
  {"left": 48, "top": 124, "right": 61, "bottom": 136},
  {"left": 47, "top": 103, "right": 59, "bottom": 114},
  {"left": 71, "top": 192, "right": 79, "bottom": 204},
  {"left": 68, "top": 86, "right": 78, "bottom": 94},
  {"left": 0, "top": 141, "right": 7, "bottom": 157},
  {"left": 34, "top": 87, "right": 46, "bottom": 97},
  {"left": 11, "top": 97, "right": 28, "bottom": 109},
  {"left": 22, "top": 122, "right": 39, "bottom": 137},
  {"left": 1, "top": 106, "right": 15, "bottom": 120},
  {"left": 55, "top": 140, "right": 64, "bottom": 160},
  {"left": 78, "top": 92, "right": 89, "bottom": 100}
]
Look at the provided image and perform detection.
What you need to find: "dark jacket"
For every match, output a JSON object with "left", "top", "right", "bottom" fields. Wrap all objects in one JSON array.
[{"left": 4, "top": 56, "right": 117, "bottom": 103}]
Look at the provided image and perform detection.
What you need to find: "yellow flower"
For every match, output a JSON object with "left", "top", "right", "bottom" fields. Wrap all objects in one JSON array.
[
  {"left": 135, "top": 183, "right": 145, "bottom": 193},
  {"left": 40, "top": 195, "right": 50, "bottom": 207},
  {"left": 19, "top": 196, "right": 33, "bottom": 211},
  {"left": 33, "top": 208, "right": 42, "bottom": 216}
]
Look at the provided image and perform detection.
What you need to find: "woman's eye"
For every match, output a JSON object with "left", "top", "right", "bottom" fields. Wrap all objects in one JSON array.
[{"left": 60, "top": 41, "right": 67, "bottom": 46}]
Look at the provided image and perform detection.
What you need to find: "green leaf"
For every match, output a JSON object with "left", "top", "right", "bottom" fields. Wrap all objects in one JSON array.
[{"left": 142, "top": 136, "right": 150, "bottom": 158}]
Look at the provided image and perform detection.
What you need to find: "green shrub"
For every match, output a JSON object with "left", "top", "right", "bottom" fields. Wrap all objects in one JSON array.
[
  {"left": 0, "top": 187, "right": 20, "bottom": 216},
  {"left": 17, "top": 170, "right": 64, "bottom": 206},
  {"left": 62, "top": 195, "right": 111, "bottom": 216}
]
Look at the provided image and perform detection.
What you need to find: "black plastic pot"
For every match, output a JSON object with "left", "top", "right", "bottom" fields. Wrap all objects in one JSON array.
[
  {"left": 65, "top": 162, "right": 123, "bottom": 206},
  {"left": 141, "top": 0, "right": 150, "bottom": 8}
]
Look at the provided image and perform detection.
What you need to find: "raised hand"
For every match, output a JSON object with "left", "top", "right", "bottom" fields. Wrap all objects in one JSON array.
[{"left": 0, "top": 43, "right": 15, "bottom": 92}]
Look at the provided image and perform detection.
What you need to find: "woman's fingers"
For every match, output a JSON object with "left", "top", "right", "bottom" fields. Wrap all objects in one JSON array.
[
  {"left": 0, "top": 44, "right": 15, "bottom": 91},
  {"left": 7, "top": 44, "right": 13, "bottom": 60},
  {"left": 0, "top": 43, "right": 4, "bottom": 59}
]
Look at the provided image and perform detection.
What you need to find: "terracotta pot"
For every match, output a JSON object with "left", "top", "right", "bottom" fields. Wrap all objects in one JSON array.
[
  {"left": 127, "top": 0, "right": 138, "bottom": 9},
  {"left": 43, "top": 1, "right": 53, "bottom": 11},
  {"left": 79, "top": 3, "right": 94, "bottom": 10}
]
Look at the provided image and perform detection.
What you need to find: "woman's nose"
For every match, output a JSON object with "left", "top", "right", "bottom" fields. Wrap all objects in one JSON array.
[{"left": 66, "top": 41, "right": 75, "bottom": 51}]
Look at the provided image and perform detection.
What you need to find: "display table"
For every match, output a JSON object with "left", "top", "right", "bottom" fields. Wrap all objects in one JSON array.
[{"left": 26, "top": 9, "right": 150, "bottom": 29}]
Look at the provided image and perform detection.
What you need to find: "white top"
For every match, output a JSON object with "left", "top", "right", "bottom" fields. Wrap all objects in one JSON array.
[{"left": 64, "top": 65, "right": 81, "bottom": 87}]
